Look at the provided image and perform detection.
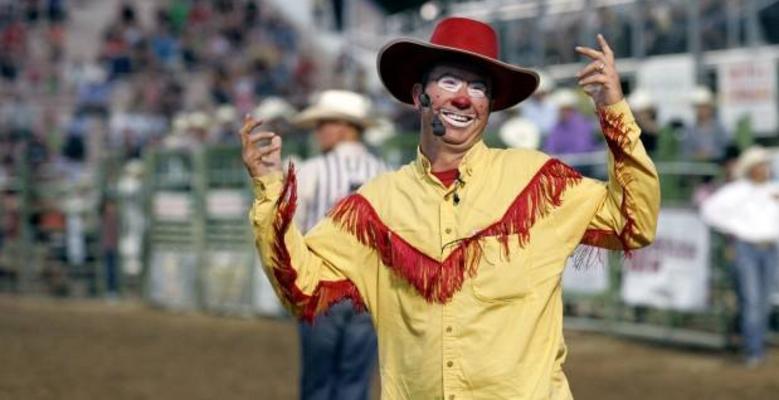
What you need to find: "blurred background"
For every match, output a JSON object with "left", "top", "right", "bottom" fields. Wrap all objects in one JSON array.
[{"left": 1, "top": 0, "right": 779, "bottom": 399}]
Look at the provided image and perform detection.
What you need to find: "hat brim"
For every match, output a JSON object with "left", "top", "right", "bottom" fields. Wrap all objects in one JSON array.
[
  {"left": 377, "top": 39, "right": 539, "bottom": 111},
  {"left": 292, "top": 106, "right": 375, "bottom": 130}
]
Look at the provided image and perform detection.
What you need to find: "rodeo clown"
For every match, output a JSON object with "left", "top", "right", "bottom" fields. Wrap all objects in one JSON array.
[{"left": 240, "top": 17, "right": 660, "bottom": 400}]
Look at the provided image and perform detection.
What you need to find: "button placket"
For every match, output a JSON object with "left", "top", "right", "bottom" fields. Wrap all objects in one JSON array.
[
  {"left": 439, "top": 194, "right": 457, "bottom": 251},
  {"left": 442, "top": 290, "right": 460, "bottom": 399}
]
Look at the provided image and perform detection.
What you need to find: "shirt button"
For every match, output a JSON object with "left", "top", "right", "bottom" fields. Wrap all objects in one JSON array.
[
  {"left": 447, "top": 361, "right": 453, "bottom": 367},
  {"left": 445, "top": 228, "right": 452, "bottom": 234},
  {"left": 446, "top": 326, "right": 452, "bottom": 333}
]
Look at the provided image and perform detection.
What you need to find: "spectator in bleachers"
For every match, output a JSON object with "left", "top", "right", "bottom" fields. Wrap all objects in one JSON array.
[
  {"left": 682, "top": 86, "right": 730, "bottom": 162},
  {"left": 594, "top": 6, "right": 631, "bottom": 58},
  {"left": 644, "top": 1, "right": 688, "bottom": 55},
  {"left": 498, "top": 116, "right": 541, "bottom": 150},
  {"left": 100, "top": 197, "right": 120, "bottom": 300},
  {"left": 518, "top": 70, "right": 557, "bottom": 139},
  {"left": 543, "top": 88, "right": 598, "bottom": 156},
  {"left": 213, "top": 104, "right": 238, "bottom": 143},
  {"left": 627, "top": 89, "right": 659, "bottom": 156},
  {"left": 700, "top": 146, "right": 779, "bottom": 367}
]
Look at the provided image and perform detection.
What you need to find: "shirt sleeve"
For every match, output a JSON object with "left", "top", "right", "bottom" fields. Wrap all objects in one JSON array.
[
  {"left": 249, "top": 165, "right": 376, "bottom": 322},
  {"left": 699, "top": 182, "right": 742, "bottom": 235},
  {"left": 579, "top": 99, "right": 661, "bottom": 251}
]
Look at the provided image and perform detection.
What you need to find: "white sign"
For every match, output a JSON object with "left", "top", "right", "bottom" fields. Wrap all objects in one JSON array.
[
  {"left": 621, "top": 209, "right": 710, "bottom": 311},
  {"left": 153, "top": 192, "right": 192, "bottom": 221},
  {"left": 148, "top": 250, "right": 198, "bottom": 310},
  {"left": 206, "top": 190, "right": 247, "bottom": 219},
  {"left": 562, "top": 246, "right": 610, "bottom": 294},
  {"left": 636, "top": 55, "right": 696, "bottom": 126},
  {"left": 718, "top": 57, "right": 778, "bottom": 135},
  {"left": 203, "top": 251, "right": 252, "bottom": 313}
]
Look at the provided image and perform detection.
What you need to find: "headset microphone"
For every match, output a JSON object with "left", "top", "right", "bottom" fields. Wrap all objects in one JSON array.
[{"left": 419, "top": 93, "right": 446, "bottom": 137}]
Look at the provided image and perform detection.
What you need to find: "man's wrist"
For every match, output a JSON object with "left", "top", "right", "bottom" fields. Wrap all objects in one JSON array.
[{"left": 252, "top": 171, "right": 285, "bottom": 202}]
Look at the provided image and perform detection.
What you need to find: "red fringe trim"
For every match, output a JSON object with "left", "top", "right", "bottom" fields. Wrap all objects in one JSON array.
[
  {"left": 270, "top": 163, "right": 366, "bottom": 322},
  {"left": 596, "top": 109, "right": 639, "bottom": 256},
  {"left": 328, "top": 158, "right": 582, "bottom": 303},
  {"left": 580, "top": 228, "right": 624, "bottom": 250}
]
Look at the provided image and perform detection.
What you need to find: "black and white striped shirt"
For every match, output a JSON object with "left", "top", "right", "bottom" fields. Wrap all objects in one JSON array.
[{"left": 296, "top": 142, "right": 387, "bottom": 232}]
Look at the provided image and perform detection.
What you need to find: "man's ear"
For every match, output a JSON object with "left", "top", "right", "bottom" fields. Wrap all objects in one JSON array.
[{"left": 412, "top": 83, "right": 422, "bottom": 109}]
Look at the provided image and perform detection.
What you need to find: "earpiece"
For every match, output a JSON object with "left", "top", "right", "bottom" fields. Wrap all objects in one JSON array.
[
  {"left": 419, "top": 93, "right": 431, "bottom": 108},
  {"left": 418, "top": 92, "right": 445, "bottom": 136}
]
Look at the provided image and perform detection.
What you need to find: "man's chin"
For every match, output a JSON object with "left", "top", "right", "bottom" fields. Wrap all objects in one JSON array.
[{"left": 439, "top": 130, "right": 479, "bottom": 147}]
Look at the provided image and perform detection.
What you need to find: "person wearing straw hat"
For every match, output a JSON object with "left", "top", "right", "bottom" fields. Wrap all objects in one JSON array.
[
  {"left": 543, "top": 88, "right": 599, "bottom": 158},
  {"left": 518, "top": 70, "right": 558, "bottom": 138},
  {"left": 682, "top": 85, "right": 730, "bottom": 162},
  {"left": 701, "top": 146, "right": 779, "bottom": 367},
  {"left": 291, "top": 90, "right": 387, "bottom": 400},
  {"left": 627, "top": 89, "right": 660, "bottom": 155},
  {"left": 241, "top": 17, "right": 659, "bottom": 399}
]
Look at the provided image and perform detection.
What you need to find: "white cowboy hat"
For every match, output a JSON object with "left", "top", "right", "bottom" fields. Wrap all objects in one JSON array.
[
  {"left": 536, "top": 70, "right": 556, "bottom": 94},
  {"left": 499, "top": 117, "right": 541, "bottom": 150},
  {"left": 172, "top": 113, "right": 190, "bottom": 135},
  {"left": 252, "top": 97, "right": 296, "bottom": 122},
  {"left": 187, "top": 111, "right": 212, "bottom": 130},
  {"left": 628, "top": 89, "right": 654, "bottom": 111},
  {"left": 690, "top": 86, "right": 715, "bottom": 106},
  {"left": 293, "top": 90, "right": 375, "bottom": 129},
  {"left": 551, "top": 88, "right": 578, "bottom": 109},
  {"left": 215, "top": 105, "right": 237, "bottom": 124},
  {"left": 736, "top": 146, "right": 773, "bottom": 178}
]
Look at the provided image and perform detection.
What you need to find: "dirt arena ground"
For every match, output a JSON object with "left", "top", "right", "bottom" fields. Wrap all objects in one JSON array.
[{"left": 1, "top": 294, "right": 777, "bottom": 400}]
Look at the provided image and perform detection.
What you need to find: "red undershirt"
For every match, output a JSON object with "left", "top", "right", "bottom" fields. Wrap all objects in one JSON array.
[{"left": 432, "top": 169, "right": 460, "bottom": 188}]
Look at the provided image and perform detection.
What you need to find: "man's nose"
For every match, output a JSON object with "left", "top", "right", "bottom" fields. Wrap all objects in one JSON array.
[{"left": 451, "top": 95, "right": 471, "bottom": 109}]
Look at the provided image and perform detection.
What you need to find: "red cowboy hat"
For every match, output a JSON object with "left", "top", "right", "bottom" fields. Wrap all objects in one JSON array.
[{"left": 377, "top": 17, "right": 539, "bottom": 111}]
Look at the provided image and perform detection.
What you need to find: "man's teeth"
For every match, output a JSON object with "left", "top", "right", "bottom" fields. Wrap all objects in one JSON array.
[{"left": 440, "top": 110, "right": 474, "bottom": 127}]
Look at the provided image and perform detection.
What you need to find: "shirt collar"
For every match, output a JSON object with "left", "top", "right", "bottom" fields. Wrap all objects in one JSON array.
[{"left": 414, "top": 140, "right": 488, "bottom": 185}]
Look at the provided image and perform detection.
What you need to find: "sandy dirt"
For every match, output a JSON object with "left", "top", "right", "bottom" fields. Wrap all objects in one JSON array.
[{"left": 1, "top": 295, "right": 777, "bottom": 400}]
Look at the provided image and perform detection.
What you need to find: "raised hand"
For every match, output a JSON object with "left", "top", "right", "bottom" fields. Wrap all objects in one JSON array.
[
  {"left": 575, "top": 34, "right": 624, "bottom": 108},
  {"left": 239, "top": 114, "right": 282, "bottom": 178}
]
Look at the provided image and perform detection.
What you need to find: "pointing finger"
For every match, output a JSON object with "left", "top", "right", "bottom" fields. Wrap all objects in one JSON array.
[
  {"left": 597, "top": 34, "right": 614, "bottom": 61},
  {"left": 575, "top": 46, "right": 605, "bottom": 62}
]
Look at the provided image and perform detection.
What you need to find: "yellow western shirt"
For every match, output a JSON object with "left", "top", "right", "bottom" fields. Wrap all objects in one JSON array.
[{"left": 249, "top": 100, "right": 660, "bottom": 400}]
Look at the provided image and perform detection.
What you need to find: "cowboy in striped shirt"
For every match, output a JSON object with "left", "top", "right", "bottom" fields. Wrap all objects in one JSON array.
[{"left": 290, "top": 90, "right": 387, "bottom": 400}]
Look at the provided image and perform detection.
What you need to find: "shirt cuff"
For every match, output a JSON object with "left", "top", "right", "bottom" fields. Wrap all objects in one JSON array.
[
  {"left": 599, "top": 98, "right": 636, "bottom": 124},
  {"left": 252, "top": 171, "right": 284, "bottom": 202}
]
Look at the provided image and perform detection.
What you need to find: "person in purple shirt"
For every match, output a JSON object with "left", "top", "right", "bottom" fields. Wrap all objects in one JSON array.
[{"left": 543, "top": 88, "right": 599, "bottom": 155}]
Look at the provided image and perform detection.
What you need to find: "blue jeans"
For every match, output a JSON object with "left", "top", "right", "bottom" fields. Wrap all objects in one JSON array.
[
  {"left": 298, "top": 301, "right": 377, "bottom": 400},
  {"left": 734, "top": 241, "right": 778, "bottom": 359}
]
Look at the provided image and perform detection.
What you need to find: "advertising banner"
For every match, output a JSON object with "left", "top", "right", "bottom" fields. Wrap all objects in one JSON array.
[
  {"left": 718, "top": 57, "right": 778, "bottom": 136},
  {"left": 621, "top": 209, "right": 710, "bottom": 311}
]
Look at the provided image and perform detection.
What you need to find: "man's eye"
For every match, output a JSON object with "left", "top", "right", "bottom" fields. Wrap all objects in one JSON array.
[
  {"left": 468, "top": 83, "right": 487, "bottom": 97},
  {"left": 437, "top": 76, "right": 462, "bottom": 91}
]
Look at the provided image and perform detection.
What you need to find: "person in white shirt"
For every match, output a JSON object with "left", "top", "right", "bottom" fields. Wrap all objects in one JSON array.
[
  {"left": 701, "top": 146, "right": 779, "bottom": 366},
  {"left": 518, "top": 70, "right": 558, "bottom": 138},
  {"left": 290, "top": 90, "right": 387, "bottom": 400}
]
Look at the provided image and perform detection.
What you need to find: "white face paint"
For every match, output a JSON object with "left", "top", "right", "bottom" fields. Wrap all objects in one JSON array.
[
  {"left": 422, "top": 65, "right": 492, "bottom": 147},
  {"left": 435, "top": 75, "right": 488, "bottom": 99}
]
